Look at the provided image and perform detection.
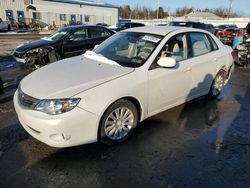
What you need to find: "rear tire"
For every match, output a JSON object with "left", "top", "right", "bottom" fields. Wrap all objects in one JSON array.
[
  {"left": 207, "top": 71, "right": 226, "bottom": 99},
  {"left": 99, "top": 99, "right": 138, "bottom": 145}
]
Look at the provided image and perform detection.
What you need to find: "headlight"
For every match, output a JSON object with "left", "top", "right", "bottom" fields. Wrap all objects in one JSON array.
[
  {"left": 34, "top": 98, "right": 81, "bottom": 115},
  {"left": 27, "top": 48, "right": 40, "bottom": 54}
]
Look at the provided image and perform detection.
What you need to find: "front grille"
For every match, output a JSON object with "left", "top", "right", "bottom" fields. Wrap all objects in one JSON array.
[{"left": 18, "top": 87, "right": 39, "bottom": 109}]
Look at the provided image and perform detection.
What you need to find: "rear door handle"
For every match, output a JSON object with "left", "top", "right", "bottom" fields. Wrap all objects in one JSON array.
[{"left": 183, "top": 67, "right": 192, "bottom": 72}]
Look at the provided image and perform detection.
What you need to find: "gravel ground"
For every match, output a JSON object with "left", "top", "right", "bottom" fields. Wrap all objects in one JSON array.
[{"left": 0, "top": 35, "right": 250, "bottom": 188}]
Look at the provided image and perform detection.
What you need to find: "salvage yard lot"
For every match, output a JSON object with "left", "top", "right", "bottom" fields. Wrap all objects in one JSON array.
[{"left": 0, "top": 34, "right": 250, "bottom": 188}]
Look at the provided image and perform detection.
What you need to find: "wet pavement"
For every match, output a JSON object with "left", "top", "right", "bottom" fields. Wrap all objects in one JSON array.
[{"left": 0, "top": 36, "right": 250, "bottom": 187}]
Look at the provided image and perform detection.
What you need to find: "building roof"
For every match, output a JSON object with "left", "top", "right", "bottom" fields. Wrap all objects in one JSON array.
[
  {"left": 185, "top": 11, "right": 223, "bottom": 20},
  {"left": 44, "top": 0, "right": 118, "bottom": 8},
  {"left": 123, "top": 26, "right": 207, "bottom": 36}
]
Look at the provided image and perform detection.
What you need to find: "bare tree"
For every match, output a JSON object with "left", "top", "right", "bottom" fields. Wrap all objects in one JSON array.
[
  {"left": 202, "top": 7, "right": 241, "bottom": 18},
  {"left": 119, "top": 5, "right": 169, "bottom": 19},
  {"left": 175, "top": 6, "right": 194, "bottom": 17}
]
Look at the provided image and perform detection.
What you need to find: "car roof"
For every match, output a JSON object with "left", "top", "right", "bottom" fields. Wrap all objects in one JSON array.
[
  {"left": 122, "top": 26, "right": 208, "bottom": 36},
  {"left": 59, "top": 25, "right": 109, "bottom": 31},
  {"left": 170, "top": 21, "right": 203, "bottom": 24}
]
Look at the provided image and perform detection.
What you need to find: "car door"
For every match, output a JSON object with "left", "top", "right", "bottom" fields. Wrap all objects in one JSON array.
[
  {"left": 62, "top": 27, "right": 90, "bottom": 58},
  {"left": 186, "top": 32, "right": 219, "bottom": 97},
  {"left": 147, "top": 33, "right": 192, "bottom": 116},
  {"left": 87, "top": 27, "right": 112, "bottom": 49}
]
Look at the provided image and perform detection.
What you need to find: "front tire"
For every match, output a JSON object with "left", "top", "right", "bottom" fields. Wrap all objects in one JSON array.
[
  {"left": 99, "top": 99, "right": 138, "bottom": 145},
  {"left": 208, "top": 71, "right": 226, "bottom": 99}
]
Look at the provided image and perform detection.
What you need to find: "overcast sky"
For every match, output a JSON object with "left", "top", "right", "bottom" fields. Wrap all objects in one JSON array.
[{"left": 98, "top": 0, "right": 250, "bottom": 16}]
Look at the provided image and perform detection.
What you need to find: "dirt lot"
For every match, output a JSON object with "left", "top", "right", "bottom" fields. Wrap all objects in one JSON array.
[{"left": 0, "top": 35, "right": 250, "bottom": 188}]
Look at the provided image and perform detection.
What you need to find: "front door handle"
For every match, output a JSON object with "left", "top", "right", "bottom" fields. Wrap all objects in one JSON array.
[{"left": 183, "top": 67, "right": 192, "bottom": 72}]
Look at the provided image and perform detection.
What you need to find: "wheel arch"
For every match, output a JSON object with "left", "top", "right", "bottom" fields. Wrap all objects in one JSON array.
[
  {"left": 220, "top": 66, "right": 228, "bottom": 74},
  {"left": 97, "top": 96, "right": 144, "bottom": 141},
  {"left": 101, "top": 96, "right": 143, "bottom": 122}
]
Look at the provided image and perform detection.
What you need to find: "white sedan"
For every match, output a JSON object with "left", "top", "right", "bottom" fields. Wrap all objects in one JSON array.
[{"left": 14, "top": 26, "right": 234, "bottom": 147}]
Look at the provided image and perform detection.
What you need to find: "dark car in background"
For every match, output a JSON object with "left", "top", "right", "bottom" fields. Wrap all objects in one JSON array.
[
  {"left": 112, "top": 22, "right": 145, "bottom": 32},
  {"left": 13, "top": 25, "right": 115, "bottom": 69},
  {"left": 96, "top": 23, "right": 109, "bottom": 27},
  {"left": 169, "top": 21, "right": 212, "bottom": 33},
  {"left": 207, "top": 24, "right": 216, "bottom": 35}
]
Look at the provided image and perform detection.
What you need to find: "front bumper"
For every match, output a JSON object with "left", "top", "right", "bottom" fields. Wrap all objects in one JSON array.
[{"left": 14, "top": 91, "right": 100, "bottom": 147}]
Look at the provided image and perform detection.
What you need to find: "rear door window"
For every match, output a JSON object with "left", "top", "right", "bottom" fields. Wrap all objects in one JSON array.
[
  {"left": 88, "top": 27, "right": 110, "bottom": 38},
  {"left": 189, "top": 32, "right": 212, "bottom": 57}
]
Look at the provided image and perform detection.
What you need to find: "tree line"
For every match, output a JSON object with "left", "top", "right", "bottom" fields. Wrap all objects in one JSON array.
[{"left": 119, "top": 5, "right": 241, "bottom": 19}]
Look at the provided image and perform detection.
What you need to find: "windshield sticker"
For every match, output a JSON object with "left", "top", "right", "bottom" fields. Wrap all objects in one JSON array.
[{"left": 142, "top": 35, "right": 161, "bottom": 43}]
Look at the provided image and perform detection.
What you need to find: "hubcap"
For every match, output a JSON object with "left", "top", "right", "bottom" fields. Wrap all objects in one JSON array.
[
  {"left": 212, "top": 75, "right": 224, "bottom": 96},
  {"left": 104, "top": 107, "right": 134, "bottom": 140}
]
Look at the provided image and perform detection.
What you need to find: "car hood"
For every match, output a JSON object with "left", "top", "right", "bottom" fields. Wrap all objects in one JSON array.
[
  {"left": 15, "top": 38, "right": 55, "bottom": 53},
  {"left": 20, "top": 55, "right": 134, "bottom": 99}
]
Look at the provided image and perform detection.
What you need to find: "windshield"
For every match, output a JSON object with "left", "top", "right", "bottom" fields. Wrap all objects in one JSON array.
[
  {"left": 45, "top": 30, "right": 69, "bottom": 41},
  {"left": 93, "top": 32, "right": 162, "bottom": 67}
]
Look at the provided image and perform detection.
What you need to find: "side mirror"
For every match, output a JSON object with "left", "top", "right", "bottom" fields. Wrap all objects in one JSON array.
[
  {"left": 94, "top": 44, "right": 99, "bottom": 49},
  {"left": 157, "top": 57, "right": 176, "bottom": 68}
]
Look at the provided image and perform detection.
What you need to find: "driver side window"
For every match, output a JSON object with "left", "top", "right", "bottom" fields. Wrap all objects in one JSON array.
[{"left": 160, "top": 33, "right": 188, "bottom": 62}]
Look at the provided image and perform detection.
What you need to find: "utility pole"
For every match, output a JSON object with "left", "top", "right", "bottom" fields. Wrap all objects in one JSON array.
[
  {"left": 228, "top": 0, "right": 233, "bottom": 19},
  {"left": 157, "top": 0, "right": 159, "bottom": 19}
]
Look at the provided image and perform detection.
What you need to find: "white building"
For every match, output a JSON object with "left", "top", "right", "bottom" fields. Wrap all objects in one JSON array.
[
  {"left": 181, "top": 11, "right": 224, "bottom": 22},
  {"left": 0, "top": 0, "right": 118, "bottom": 26},
  {"left": 132, "top": 11, "right": 249, "bottom": 28}
]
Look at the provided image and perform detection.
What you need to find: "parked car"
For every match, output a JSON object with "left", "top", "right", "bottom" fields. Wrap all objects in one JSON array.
[
  {"left": 169, "top": 21, "right": 211, "bottom": 33},
  {"left": 234, "top": 41, "right": 250, "bottom": 66},
  {"left": 217, "top": 27, "right": 240, "bottom": 45},
  {"left": 0, "top": 18, "right": 10, "bottom": 31},
  {"left": 14, "top": 26, "right": 234, "bottom": 147},
  {"left": 246, "top": 22, "right": 250, "bottom": 35},
  {"left": 214, "top": 24, "right": 238, "bottom": 35},
  {"left": 13, "top": 25, "right": 115, "bottom": 69},
  {"left": 96, "top": 23, "right": 109, "bottom": 27},
  {"left": 207, "top": 24, "right": 216, "bottom": 35},
  {"left": 111, "top": 22, "right": 145, "bottom": 32}
]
